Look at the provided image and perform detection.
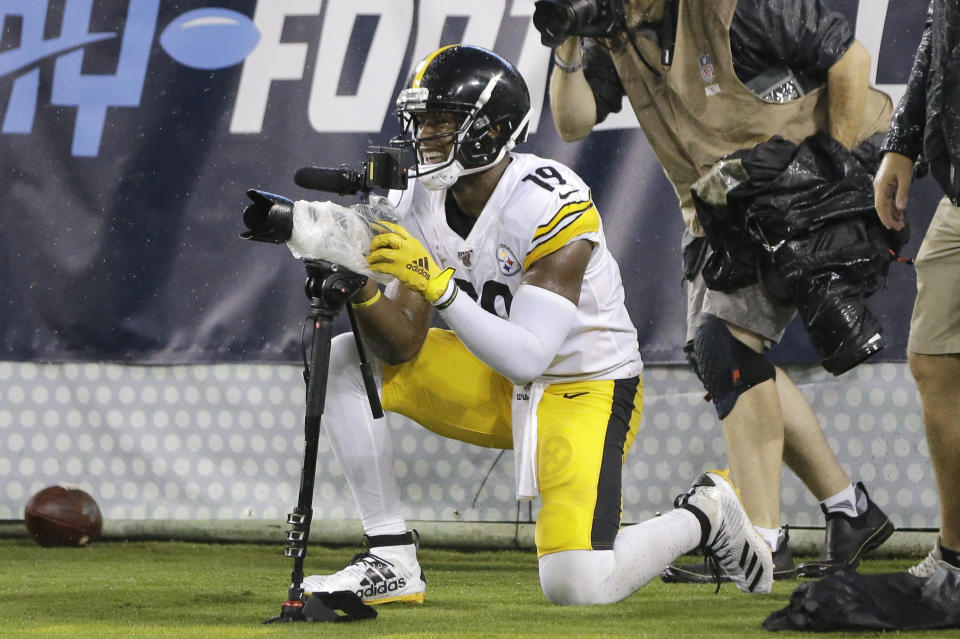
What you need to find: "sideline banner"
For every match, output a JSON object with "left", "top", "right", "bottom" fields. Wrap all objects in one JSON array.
[{"left": 0, "top": 0, "right": 937, "bottom": 364}]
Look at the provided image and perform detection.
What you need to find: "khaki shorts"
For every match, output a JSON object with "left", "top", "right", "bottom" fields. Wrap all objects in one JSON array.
[
  {"left": 381, "top": 328, "right": 643, "bottom": 557},
  {"left": 908, "top": 196, "right": 960, "bottom": 355}
]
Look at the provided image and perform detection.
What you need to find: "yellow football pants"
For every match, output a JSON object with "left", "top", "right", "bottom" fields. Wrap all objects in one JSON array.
[{"left": 381, "top": 328, "right": 643, "bottom": 556}]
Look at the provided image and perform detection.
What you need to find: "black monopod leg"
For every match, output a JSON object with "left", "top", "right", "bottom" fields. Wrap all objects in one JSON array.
[{"left": 264, "top": 260, "right": 378, "bottom": 623}]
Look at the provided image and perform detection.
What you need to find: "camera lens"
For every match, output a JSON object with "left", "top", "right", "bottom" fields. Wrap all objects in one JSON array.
[
  {"left": 533, "top": 1, "right": 578, "bottom": 46},
  {"left": 241, "top": 190, "right": 294, "bottom": 244},
  {"left": 533, "top": 0, "right": 607, "bottom": 46}
]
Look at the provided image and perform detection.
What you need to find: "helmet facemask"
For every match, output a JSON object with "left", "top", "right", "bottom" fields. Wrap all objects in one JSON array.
[{"left": 396, "top": 73, "right": 531, "bottom": 191}]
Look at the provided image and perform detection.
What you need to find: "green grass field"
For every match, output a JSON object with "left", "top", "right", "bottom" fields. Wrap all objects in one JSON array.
[{"left": 0, "top": 538, "right": 951, "bottom": 638}]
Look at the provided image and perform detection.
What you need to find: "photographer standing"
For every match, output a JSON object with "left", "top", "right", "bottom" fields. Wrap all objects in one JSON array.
[
  {"left": 545, "top": 0, "right": 894, "bottom": 580},
  {"left": 873, "top": 0, "right": 960, "bottom": 589},
  {"left": 301, "top": 44, "right": 774, "bottom": 606},
  {"left": 763, "top": 8, "right": 960, "bottom": 624}
]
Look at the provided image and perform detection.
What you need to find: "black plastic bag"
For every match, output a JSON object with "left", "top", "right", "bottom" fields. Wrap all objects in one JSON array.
[
  {"left": 691, "top": 132, "right": 909, "bottom": 374},
  {"left": 763, "top": 566, "right": 960, "bottom": 632}
]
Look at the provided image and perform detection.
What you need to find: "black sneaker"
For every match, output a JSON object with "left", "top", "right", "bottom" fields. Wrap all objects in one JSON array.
[
  {"left": 661, "top": 526, "right": 797, "bottom": 584},
  {"left": 797, "top": 482, "right": 894, "bottom": 578}
]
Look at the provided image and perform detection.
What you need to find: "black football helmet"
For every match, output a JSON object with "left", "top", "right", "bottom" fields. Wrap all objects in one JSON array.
[{"left": 396, "top": 44, "right": 532, "bottom": 190}]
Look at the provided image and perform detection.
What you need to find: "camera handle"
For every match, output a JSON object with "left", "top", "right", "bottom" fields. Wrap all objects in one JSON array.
[{"left": 264, "top": 258, "right": 381, "bottom": 624}]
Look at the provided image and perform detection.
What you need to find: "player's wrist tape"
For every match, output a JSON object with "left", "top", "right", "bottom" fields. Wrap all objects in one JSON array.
[
  {"left": 553, "top": 40, "right": 584, "bottom": 73},
  {"left": 350, "top": 289, "right": 382, "bottom": 309},
  {"left": 431, "top": 277, "right": 458, "bottom": 310}
]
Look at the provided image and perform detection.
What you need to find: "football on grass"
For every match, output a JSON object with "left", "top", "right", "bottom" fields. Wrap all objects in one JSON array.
[{"left": 24, "top": 486, "right": 103, "bottom": 547}]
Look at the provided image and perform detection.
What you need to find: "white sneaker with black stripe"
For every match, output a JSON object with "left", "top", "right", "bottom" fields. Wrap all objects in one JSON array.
[
  {"left": 302, "top": 531, "right": 426, "bottom": 605},
  {"left": 675, "top": 470, "right": 774, "bottom": 594}
]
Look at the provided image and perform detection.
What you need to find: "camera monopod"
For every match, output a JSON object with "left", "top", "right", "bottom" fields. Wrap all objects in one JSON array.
[
  {"left": 240, "top": 192, "right": 383, "bottom": 623},
  {"left": 264, "top": 259, "right": 382, "bottom": 624}
]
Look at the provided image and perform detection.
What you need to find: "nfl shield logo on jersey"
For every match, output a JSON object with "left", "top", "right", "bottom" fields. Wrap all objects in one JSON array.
[
  {"left": 496, "top": 244, "right": 521, "bottom": 276},
  {"left": 698, "top": 54, "right": 715, "bottom": 82}
]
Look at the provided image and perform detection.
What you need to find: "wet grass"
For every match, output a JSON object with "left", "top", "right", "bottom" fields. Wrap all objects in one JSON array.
[{"left": 0, "top": 538, "right": 950, "bottom": 638}]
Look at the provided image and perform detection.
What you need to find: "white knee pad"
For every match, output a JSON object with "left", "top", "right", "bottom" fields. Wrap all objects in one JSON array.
[{"left": 538, "top": 550, "right": 614, "bottom": 606}]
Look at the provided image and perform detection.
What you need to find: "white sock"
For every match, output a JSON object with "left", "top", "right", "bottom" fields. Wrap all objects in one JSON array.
[
  {"left": 821, "top": 483, "right": 859, "bottom": 517},
  {"left": 538, "top": 508, "right": 701, "bottom": 605},
  {"left": 756, "top": 526, "right": 781, "bottom": 552},
  {"left": 322, "top": 334, "right": 407, "bottom": 536}
]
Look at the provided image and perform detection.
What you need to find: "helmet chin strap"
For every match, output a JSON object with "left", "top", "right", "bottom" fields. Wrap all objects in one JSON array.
[
  {"left": 415, "top": 152, "right": 499, "bottom": 191},
  {"left": 416, "top": 158, "right": 466, "bottom": 191}
]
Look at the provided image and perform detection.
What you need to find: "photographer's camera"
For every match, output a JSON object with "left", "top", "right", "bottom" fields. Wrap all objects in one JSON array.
[{"left": 533, "top": 0, "right": 625, "bottom": 47}]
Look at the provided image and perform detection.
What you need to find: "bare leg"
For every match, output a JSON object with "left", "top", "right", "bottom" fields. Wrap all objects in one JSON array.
[
  {"left": 776, "top": 368, "right": 851, "bottom": 500},
  {"left": 722, "top": 324, "right": 784, "bottom": 530},
  {"left": 909, "top": 352, "right": 960, "bottom": 549}
]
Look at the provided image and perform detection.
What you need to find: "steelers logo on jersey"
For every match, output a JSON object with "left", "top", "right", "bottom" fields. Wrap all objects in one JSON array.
[{"left": 496, "top": 244, "right": 521, "bottom": 276}]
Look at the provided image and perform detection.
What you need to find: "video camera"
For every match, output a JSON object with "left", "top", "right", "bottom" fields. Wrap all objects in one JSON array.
[
  {"left": 239, "top": 144, "right": 405, "bottom": 278},
  {"left": 532, "top": 0, "right": 626, "bottom": 47},
  {"left": 293, "top": 144, "right": 414, "bottom": 196}
]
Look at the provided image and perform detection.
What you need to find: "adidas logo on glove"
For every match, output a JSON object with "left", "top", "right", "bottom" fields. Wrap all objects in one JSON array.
[{"left": 405, "top": 257, "right": 431, "bottom": 278}]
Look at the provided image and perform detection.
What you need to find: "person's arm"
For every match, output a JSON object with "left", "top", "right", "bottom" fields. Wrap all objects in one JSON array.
[
  {"left": 874, "top": 5, "right": 934, "bottom": 231},
  {"left": 826, "top": 39, "right": 870, "bottom": 149},
  {"left": 730, "top": 0, "right": 853, "bottom": 88},
  {"left": 548, "top": 37, "right": 598, "bottom": 142},
  {"left": 349, "top": 277, "right": 432, "bottom": 365},
  {"left": 731, "top": 0, "right": 868, "bottom": 147},
  {"left": 365, "top": 220, "right": 593, "bottom": 384},
  {"left": 879, "top": 4, "right": 932, "bottom": 162},
  {"left": 437, "top": 240, "right": 591, "bottom": 384}
]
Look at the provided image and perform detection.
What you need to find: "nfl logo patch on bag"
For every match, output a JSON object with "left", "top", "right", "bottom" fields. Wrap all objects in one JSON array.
[{"left": 699, "top": 54, "right": 715, "bottom": 82}]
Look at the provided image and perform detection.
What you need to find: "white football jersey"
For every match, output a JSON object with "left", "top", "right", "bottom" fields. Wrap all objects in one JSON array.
[{"left": 388, "top": 152, "right": 642, "bottom": 383}]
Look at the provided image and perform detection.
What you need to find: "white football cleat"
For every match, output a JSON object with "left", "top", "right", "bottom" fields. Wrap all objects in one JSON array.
[
  {"left": 302, "top": 531, "right": 426, "bottom": 605},
  {"left": 675, "top": 470, "right": 774, "bottom": 594}
]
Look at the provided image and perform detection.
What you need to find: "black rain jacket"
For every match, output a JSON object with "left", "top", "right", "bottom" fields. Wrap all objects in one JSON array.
[{"left": 881, "top": 0, "right": 960, "bottom": 202}]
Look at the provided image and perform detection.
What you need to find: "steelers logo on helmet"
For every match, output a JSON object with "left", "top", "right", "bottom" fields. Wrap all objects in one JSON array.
[{"left": 395, "top": 45, "right": 532, "bottom": 191}]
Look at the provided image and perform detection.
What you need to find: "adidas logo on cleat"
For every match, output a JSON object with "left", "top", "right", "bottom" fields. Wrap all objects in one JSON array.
[
  {"left": 353, "top": 559, "right": 411, "bottom": 600},
  {"left": 357, "top": 577, "right": 407, "bottom": 599},
  {"left": 738, "top": 541, "right": 766, "bottom": 592},
  {"left": 301, "top": 540, "right": 426, "bottom": 605}
]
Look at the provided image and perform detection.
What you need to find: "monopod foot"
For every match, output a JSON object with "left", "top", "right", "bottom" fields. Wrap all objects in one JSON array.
[
  {"left": 263, "top": 592, "right": 377, "bottom": 623},
  {"left": 263, "top": 599, "right": 306, "bottom": 623}
]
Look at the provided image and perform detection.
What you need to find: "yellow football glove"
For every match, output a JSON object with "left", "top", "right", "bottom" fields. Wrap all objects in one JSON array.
[{"left": 366, "top": 221, "right": 456, "bottom": 305}]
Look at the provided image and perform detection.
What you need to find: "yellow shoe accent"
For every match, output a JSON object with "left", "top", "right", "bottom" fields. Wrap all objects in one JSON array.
[
  {"left": 368, "top": 591, "right": 425, "bottom": 605},
  {"left": 706, "top": 468, "right": 741, "bottom": 500}
]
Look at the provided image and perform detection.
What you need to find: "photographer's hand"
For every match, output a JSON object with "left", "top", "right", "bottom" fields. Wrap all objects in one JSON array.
[
  {"left": 873, "top": 152, "right": 913, "bottom": 231},
  {"left": 366, "top": 221, "right": 457, "bottom": 306}
]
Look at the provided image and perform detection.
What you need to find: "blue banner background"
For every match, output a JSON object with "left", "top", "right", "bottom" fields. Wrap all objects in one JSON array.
[{"left": 0, "top": 0, "right": 938, "bottom": 364}]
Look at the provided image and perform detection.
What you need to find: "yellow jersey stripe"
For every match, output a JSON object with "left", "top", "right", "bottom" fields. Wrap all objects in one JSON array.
[
  {"left": 412, "top": 45, "right": 458, "bottom": 88},
  {"left": 533, "top": 198, "right": 594, "bottom": 240},
  {"left": 524, "top": 205, "right": 600, "bottom": 270}
]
